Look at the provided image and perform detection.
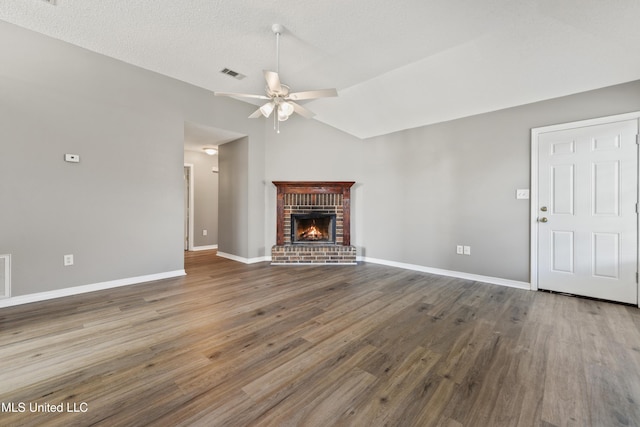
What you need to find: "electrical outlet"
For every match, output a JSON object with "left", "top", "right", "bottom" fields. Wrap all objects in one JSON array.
[
  {"left": 463, "top": 246, "right": 471, "bottom": 255},
  {"left": 203, "top": 230, "right": 208, "bottom": 236},
  {"left": 456, "top": 245, "right": 464, "bottom": 255},
  {"left": 63, "top": 254, "right": 74, "bottom": 266},
  {"left": 516, "top": 189, "right": 529, "bottom": 199}
]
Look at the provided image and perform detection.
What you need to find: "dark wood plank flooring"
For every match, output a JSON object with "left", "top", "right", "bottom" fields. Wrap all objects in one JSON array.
[{"left": 1, "top": 250, "right": 639, "bottom": 426}]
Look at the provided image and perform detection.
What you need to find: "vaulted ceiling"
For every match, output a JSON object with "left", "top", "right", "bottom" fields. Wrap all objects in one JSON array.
[{"left": 3, "top": 0, "right": 640, "bottom": 139}]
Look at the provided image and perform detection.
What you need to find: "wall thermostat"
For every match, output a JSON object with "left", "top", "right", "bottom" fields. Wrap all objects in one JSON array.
[{"left": 65, "top": 154, "right": 80, "bottom": 163}]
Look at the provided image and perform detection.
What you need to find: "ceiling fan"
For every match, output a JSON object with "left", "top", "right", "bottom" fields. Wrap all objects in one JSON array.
[{"left": 214, "top": 24, "right": 338, "bottom": 133}]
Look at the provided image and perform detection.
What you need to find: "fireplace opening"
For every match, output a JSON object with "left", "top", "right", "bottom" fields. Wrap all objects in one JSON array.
[{"left": 291, "top": 213, "right": 336, "bottom": 244}]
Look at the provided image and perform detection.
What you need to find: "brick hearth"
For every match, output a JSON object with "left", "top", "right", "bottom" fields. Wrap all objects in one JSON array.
[{"left": 271, "top": 181, "right": 356, "bottom": 265}]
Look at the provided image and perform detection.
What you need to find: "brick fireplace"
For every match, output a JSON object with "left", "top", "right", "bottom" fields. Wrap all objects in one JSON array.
[{"left": 271, "top": 181, "right": 357, "bottom": 264}]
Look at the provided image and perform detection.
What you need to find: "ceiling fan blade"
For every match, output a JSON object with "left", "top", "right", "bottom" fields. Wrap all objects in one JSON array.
[
  {"left": 214, "top": 91, "right": 269, "bottom": 100},
  {"left": 290, "top": 101, "right": 315, "bottom": 119},
  {"left": 288, "top": 88, "right": 338, "bottom": 101},
  {"left": 248, "top": 107, "right": 264, "bottom": 118},
  {"left": 264, "top": 70, "right": 282, "bottom": 94}
]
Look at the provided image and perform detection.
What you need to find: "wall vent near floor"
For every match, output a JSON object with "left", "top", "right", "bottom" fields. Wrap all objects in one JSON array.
[
  {"left": 0, "top": 254, "right": 10, "bottom": 299},
  {"left": 220, "top": 68, "right": 246, "bottom": 80}
]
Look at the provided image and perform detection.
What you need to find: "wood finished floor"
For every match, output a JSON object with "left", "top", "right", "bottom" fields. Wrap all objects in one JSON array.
[{"left": 1, "top": 251, "right": 639, "bottom": 427}]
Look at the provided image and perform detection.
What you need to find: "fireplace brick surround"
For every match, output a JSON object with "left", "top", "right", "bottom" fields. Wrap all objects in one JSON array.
[{"left": 271, "top": 181, "right": 356, "bottom": 264}]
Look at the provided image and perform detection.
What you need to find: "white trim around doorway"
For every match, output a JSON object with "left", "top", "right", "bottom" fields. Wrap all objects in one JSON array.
[{"left": 184, "top": 163, "right": 195, "bottom": 252}]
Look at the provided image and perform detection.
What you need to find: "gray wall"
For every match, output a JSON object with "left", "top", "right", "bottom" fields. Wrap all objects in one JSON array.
[
  {"left": 218, "top": 133, "right": 266, "bottom": 260},
  {"left": 218, "top": 137, "right": 250, "bottom": 258},
  {"left": 183, "top": 150, "right": 219, "bottom": 247},
  {"left": 359, "top": 81, "right": 640, "bottom": 282},
  {"left": 263, "top": 81, "right": 640, "bottom": 283},
  {"left": 0, "top": 21, "right": 264, "bottom": 297},
  {"left": 247, "top": 132, "right": 267, "bottom": 259}
]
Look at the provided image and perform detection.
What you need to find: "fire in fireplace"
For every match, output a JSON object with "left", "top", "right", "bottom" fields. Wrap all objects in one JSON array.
[{"left": 291, "top": 213, "right": 336, "bottom": 244}]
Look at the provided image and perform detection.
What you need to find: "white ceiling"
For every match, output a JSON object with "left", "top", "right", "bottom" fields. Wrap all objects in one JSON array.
[
  {"left": 184, "top": 122, "right": 244, "bottom": 153},
  {"left": 2, "top": 0, "right": 640, "bottom": 139}
]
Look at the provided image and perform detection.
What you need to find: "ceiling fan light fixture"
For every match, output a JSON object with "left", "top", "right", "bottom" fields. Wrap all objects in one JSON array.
[
  {"left": 277, "top": 108, "right": 290, "bottom": 122},
  {"left": 260, "top": 102, "right": 275, "bottom": 117},
  {"left": 279, "top": 101, "right": 294, "bottom": 117}
]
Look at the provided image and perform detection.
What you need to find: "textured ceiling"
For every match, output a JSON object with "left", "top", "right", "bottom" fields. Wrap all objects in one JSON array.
[{"left": 2, "top": 0, "right": 640, "bottom": 139}]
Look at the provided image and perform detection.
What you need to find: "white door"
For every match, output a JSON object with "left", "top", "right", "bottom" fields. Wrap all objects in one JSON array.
[{"left": 537, "top": 118, "right": 638, "bottom": 304}]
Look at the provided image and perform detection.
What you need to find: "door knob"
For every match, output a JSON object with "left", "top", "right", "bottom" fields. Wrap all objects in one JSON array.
[
  {"left": 540, "top": 206, "right": 548, "bottom": 212},
  {"left": 540, "top": 217, "right": 548, "bottom": 223}
]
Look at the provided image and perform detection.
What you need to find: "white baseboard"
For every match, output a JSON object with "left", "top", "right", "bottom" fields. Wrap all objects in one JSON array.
[
  {"left": 271, "top": 262, "right": 357, "bottom": 266},
  {"left": 0, "top": 255, "right": 530, "bottom": 308},
  {"left": 217, "top": 251, "right": 270, "bottom": 264},
  {"left": 192, "top": 245, "right": 218, "bottom": 251},
  {"left": 252, "top": 252, "right": 531, "bottom": 291},
  {"left": 359, "top": 256, "right": 531, "bottom": 290},
  {"left": 0, "top": 270, "right": 186, "bottom": 308}
]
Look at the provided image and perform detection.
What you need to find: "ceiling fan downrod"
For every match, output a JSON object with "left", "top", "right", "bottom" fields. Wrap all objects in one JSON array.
[
  {"left": 272, "top": 23, "right": 284, "bottom": 75},
  {"left": 272, "top": 24, "right": 285, "bottom": 133}
]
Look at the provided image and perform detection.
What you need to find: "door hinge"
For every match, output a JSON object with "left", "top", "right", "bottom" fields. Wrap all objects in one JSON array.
[
  {"left": 636, "top": 134, "right": 639, "bottom": 145},
  {"left": 636, "top": 272, "right": 638, "bottom": 283}
]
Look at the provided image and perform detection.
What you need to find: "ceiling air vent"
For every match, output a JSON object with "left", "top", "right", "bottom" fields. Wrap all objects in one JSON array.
[{"left": 220, "top": 68, "right": 246, "bottom": 80}]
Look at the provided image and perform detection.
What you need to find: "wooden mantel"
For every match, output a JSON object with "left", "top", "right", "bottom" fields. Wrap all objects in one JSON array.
[{"left": 273, "top": 181, "right": 355, "bottom": 246}]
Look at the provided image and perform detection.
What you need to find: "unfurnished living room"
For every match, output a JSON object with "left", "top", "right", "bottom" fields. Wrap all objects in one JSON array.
[{"left": 1, "top": 1, "right": 640, "bottom": 426}]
